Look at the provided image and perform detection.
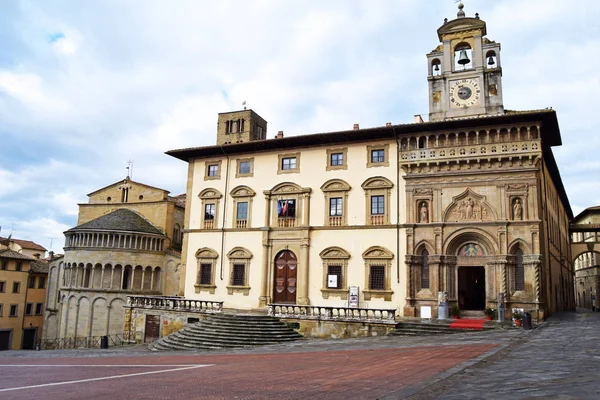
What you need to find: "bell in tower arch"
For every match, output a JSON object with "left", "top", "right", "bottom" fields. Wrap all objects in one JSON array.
[{"left": 457, "top": 50, "right": 470, "bottom": 65}]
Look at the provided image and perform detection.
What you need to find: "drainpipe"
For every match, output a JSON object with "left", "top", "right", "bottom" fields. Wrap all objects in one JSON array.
[
  {"left": 219, "top": 147, "right": 231, "bottom": 281},
  {"left": 394, "top": 127, "right": 400, "bottom": 283}
]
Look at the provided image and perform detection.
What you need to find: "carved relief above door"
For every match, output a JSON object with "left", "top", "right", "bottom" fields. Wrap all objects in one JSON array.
[{"left": 444, "top": 189, "right": 496, "bottom": 222}]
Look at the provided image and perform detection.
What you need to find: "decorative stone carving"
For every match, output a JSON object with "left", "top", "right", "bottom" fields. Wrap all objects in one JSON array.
[
  {"left": 444, "top": 189, "right": 494, "bottom": 222},
  {"left": 414, "top": 188, "right": 433, "bottom": 195},
  {"left": 419, "top": 201, "right": 429, "bottom": 223},
  {"left": 512, "top": 198, "right": 523, "bottom": 220}
]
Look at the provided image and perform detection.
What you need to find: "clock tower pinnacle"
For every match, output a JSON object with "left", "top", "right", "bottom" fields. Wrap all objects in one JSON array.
[{"left": 427, "top": 2, "right": 504, "bottom": 121}]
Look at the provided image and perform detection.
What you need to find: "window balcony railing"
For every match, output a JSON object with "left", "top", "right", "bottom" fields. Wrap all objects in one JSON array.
[
  {"left": 329, "top": 216, "right": 343, "bottom": 226},
  {"left": 235, "top": 219, "right": 248, "bottom": 229},
  {"left": 277, "top": 217, "right": 296, "bottom": 228},
  {"left": 370, "top": 215, "right": 385, "bottom": 225},
  {"left": 203, "top": 220, "right": 215, "bottom": 229}
]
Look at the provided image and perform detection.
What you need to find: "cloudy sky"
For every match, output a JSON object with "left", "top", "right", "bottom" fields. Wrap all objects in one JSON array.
[{"left": 0, "top": 0, "right": 598, "bottom": 253}]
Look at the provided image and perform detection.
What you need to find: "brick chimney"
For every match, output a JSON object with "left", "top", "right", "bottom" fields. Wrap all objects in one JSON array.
[
  {"left": 276, "top": 131, "right": 284, "bottom": 139},
  {"left": 353, "top": 124, "right": 359, "bottom": 130},
  {"left": 49, "top": 251, "right": 55, "bottom": 260}
]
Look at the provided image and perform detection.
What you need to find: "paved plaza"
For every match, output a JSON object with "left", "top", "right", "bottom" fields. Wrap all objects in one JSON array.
[{"left": 0, "top": 311, "right": 598, "bottom": 399}]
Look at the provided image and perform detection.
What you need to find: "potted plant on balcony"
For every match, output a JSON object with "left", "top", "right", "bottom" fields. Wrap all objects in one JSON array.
[
  {"left": 512, "top": 310, "right": 523, "bottom": 327},
  {"left": 450, "top": 305, "right": 460, "bottom": 319},
  {"left": 484, "top": 307, "right": 495, "bottom": 320}
]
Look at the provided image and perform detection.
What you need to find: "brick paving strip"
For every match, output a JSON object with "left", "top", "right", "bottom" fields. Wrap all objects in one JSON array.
[{"left": 0, "top": 344, "right": 496, "bottom": 400}]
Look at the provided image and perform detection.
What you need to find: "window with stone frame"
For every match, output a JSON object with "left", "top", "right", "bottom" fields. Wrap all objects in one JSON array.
[
  {"left": 12, "top": 282, "right": 20, "bottom": 293},
  {"left": 28, "top": 276, "right": 36, "bottom": 289},
  {"left": 277, "top": 152, "right": 301, "bottom": 174},
  {"left": 235, "top": 157, "right": 254, "bottom": 178},
  {"left": 25, "top": 303, "right": 33, "bottom": 316},
  {"left": 0, "top": 260, "right": 7, "bottom": 270},
  {"left": 230, "top": 186, "right": 255, "bottom": 230},
  {"left": 204, "top": 160, "right": 222, "bottom": 181},
  {"left": 198, "top": 188, "right": 222, "bottom": 230},
  {"left": 514, "top": 248, "right": 525, "bottom": 291},
  {"left": 321, "top": 179, "right": 351, "bottom": 227},
  {"left": 16, "top": 262, "right": 22, "bottom": 272},
  {"left": 9, "top": 304, "right": 17, "bottom": 317},
  {"left": 0, "top": 281, "right": 5, "bottom": 293},
  {"left": 265, "top": 182, "right": 311, "bottom": 228},
  {"left": 366, "top": 144, "right": 390, "bottom": 168},
  {"left": 320, "top": 247, "right": 351, "bottom": 299},
  {"left": 38, "top": 276, "right": 45, "bottom": 289},
  {"left": 35, "top": 302, "right": 43, "bottom": 315},
  {"left": 362, "top": 246, "right": 394, "bottom": 301},
  {"left": 362, "top": 177, "right": 393, "bottom": 226},
  {"left": 0, "top": 304, "right": 3, "bottom": 317},
  {"left": 326, "top": 148, "right": 348, "bottom": 171},
  {"left": 226, "top": 247, "right": 253, "bottom": 295},
  {"left": 194, "top": 248, "right": 218, "bottom": 294},
  {"left": 421, "top": 249, "right": 430, "bottom": 289}
]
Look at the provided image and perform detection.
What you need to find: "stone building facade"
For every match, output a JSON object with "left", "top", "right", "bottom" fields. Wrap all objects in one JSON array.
[
  {"left": 571, "top": 206, "right": 600, "bottom": 311},
  {"left": 165, "top": 5, "right": 574, "bottom": 320},
  {"left": 43, "top": 178, "right": 184, "bottom": 341}
]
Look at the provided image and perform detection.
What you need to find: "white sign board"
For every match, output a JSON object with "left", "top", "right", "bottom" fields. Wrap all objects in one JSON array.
[
  {"left": 327, "top": 275, "right": 338, "bottom": 288},
  {"left": 349, "top": 286, "right": 359, "bottom": 307},
  {"left": 421, "top": 306, "right": 432, "bottom": 319}
]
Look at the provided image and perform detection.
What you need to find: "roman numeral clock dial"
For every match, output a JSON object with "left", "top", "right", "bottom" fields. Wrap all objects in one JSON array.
[{"left": 449, "top": 79, "right": 481, "bottom": 108}]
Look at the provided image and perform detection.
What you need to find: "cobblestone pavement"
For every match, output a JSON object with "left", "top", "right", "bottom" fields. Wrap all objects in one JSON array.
[
  {"left": 407, "top": 310, "right": 600, "bottom": 400},
  {"left": 1, "top": 312, "right": 596, "bottom": 399}
]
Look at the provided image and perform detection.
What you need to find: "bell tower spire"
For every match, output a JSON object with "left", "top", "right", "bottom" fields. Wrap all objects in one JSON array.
[{"left": 427, "top": 2, "right": 504, "bottom": 121}]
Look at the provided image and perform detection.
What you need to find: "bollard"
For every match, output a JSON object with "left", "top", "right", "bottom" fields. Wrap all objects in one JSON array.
[
  {"left": 100, "top": 336, "right": 109, "bottom": 349},
  {"left": 522, "top": 312, "right": 532, "bottom": 330}
]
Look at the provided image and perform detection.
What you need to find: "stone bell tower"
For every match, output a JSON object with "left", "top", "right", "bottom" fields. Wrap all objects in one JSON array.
[{"left": 427, "top": 2, "right": 504, "bottom": 121}]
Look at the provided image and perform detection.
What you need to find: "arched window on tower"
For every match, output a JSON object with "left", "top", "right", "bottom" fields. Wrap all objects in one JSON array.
[
  {"left": 454, "top": 42, "right": 473, "bottom": 71},
  {"left": 431, "top": 59, "right": 441, "bottom": 76},
  {"left": 515, "top": 248, "right": 524, "bottom": 291},
  {"left": 421, "top": 249, "right": 430, "bottom": 289},
  {"left": 485, "top": 50, "right": 497, "bottom": 68}
]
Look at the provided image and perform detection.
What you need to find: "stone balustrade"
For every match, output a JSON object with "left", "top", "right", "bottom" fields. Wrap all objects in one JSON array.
[
  {"left": 126, "top": 295, "right": 223, "bottom": 313},
  {"left": 268, "top": 303, "right": 397, "bottom": 324},
  {"left": 400, "top": 139, "right": 541, "bottom": 163}
]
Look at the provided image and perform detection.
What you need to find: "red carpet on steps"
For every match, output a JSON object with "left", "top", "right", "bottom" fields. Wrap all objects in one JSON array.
[{"left": 449, "top": 318, "right": 486, "bottom": 330}]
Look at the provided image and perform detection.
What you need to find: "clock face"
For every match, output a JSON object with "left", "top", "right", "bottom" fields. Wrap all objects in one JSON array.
[{"left": 449, "top": 79, "right": 481, "bottom": 107}]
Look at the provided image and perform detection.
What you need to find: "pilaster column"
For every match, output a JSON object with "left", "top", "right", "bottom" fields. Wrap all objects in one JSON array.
[
  {"left": 141, "top": 268, "right": 146, "bottom": 291},
  {"left": 259, "top": 240, "right": 271, "bottom": 307},
  {"left": 302, "top": 193, "right": 310, "bottom": 226},
  {"left": 150, "top": 267, "right": 155, "bottom": 292},
  {"left": 90, "top": 266, "right": 95, "bottom": 289},
  {"left": 298, "top": 241, "right": 310, "bottom": 305},
  {"left": 100, "top": 266, "right": 105, "bottom": 289}
]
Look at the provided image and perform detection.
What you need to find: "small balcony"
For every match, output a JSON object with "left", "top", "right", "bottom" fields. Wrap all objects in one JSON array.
[
  {"left": 277, "top": 217, "right": 296, "bottom": 228},
  {"left": 370, "top": 215, "right": 385, "bottom": 225},
  {"left": 329, "top": 216, "right": 343, "bottom": 227},
  {"left": 235, "top": 219, "right": 248, "bottom": 229},
  {"left": 203, "top": 220, "right": 215, "bottom": 229}
]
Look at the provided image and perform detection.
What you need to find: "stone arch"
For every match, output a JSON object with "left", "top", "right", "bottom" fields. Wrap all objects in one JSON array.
[
  {"left": 507, "top": 239, "right": 531, "bottom": 255},
  {"left": 44, "top": 314, "right": 58, "bottom": 340},
  {"left": 153, "top": 267, "right": 162, "bottom": 291},
  {"left": 76, "top": 296, "right": 91, "bottom": 338},
  {"left": 362, "top": 246, "right": 394, "bottom": 260},
  {"left": 360, "top": 176, "right": 393, "bottom": 190},
  {"left": 414, "top": 240, "right": 435, "bottom": 255},
  {"left": 443, "top": 188, "right": 497, "bottom": 222},
  {"left": 226, "top": 247, "right": 253, "bottom": 259},
  {"left": 230, "top": 185, "right": 256, "bottom": 198},
  {"left": 91, "top": 297, "right": 108, "bottom": 336},
  {"left": 320, "top": 179, "right": 351, "bottom": 192},
  {"left": 108, "top": 298, "right": 126, "bottom": 336},
  {"left": 195, "top": 247, "right": 219, "bottom": 259},
  {"left": 198, "top": 188, "right": 223, "bottom": 199},
  {"left": 444, "top": 228, "right": 498, "bottom": 256},
  {"left": 268, "top": 181, "right": 306, "bottom": 195},
  {"left": 319, "top": 246, "right": 351, "bottom": 259}
]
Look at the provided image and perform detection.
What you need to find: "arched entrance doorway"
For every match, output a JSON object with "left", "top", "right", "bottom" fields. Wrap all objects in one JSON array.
[
  {"left": 273, "top": 250, "right": 297, "bottom": 304},
  {"left": 457, "top": 243, "right": 486, "bottom": 311}
]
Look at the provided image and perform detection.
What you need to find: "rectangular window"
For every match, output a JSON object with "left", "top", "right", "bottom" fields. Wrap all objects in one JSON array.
[
  {"left": 38, "top": 276, "right": 46, "bottom": 289},
  {"left": 25, "top": 303, "right": 33, "bottom": 316},
  {"left": 9, "top": 305, "right": 17, "bottom": 317},
  {"left": 12, "top": 282, "right": 20, "bottom": 293},
  {"left": 371, "top": 149, "right": 385, "bottom": 163},
  {"left": 0, "top": 304, "right": 3, "bottom": 317},
  {"left": 236, "top": 202, "right": 248, "bottom": 220},
  {"left": 16, "top": 262, "right": 22, "bottom": 272},
  {"left": 199, "top": 264, "right": 212, "bottom": 285},
  {"left": 277, "top": 199, "right": 296, "bottom": 218},
  {"left": 369, "top": 265, "right": 385, "bottom": 290},
  {"left": 0, "top": 281, "right": 5, "bottom": 293},
  {"left": 329, "top": 198, "right": 343, "bottom": 216},
  {"left": 327, "top": 265, "right": 342, "bottom": 289},
  {"left": 1, "top": 260, "right": 7, "bottom": 270},
  {"left": 232, "top": 264, "right": 245, "bottom": 286},
  {"left": 207, "top": 164, "right": 219, "bottom": 177},
  {"left": 28, "top": 276, "right": 36, "bottom": 289},
  {"left": 239, "top": 161, "right": 251, "bottom": 175},
  {"left": 330, "top": 152, "right": 344, "bottom": 166},
  {"left": 371, "top": 195, "right": 385, "bottom": 215},
  {"left": 35, "top": 303, "right": 43, "bottom": 315},
  {"left": 204, "top": 204, "right": 215, "bottom": 220},
  {"left": 281, "top": 157, "right": 297, "bottom": 170}
]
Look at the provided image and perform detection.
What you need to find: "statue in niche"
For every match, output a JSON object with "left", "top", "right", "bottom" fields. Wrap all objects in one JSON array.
[
  {"left": 513, "top": 198, "right": 523, "bottom": 220},
  {"left": 466, "top": 198, "right": 474, "bottom": 219},
  {"left": 419, "top": 202, "right": 429, "bottom": 223}
]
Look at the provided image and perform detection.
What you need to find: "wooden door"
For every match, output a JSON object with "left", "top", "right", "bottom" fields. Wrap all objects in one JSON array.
[
  {"left": 273, "top": 250, "right": 297, "bottom": 304},
  {"left": 144, "top": 315, "right": 160, "bottom": 343},
  {"left": 22, "top": 328, "right": 36, "bottom": 350},
  {"left": 0, "top": 331, "right": 11, "bottom": 351}
]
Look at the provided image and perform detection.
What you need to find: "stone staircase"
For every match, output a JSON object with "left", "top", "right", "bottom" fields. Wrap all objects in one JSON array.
[
  {"left": 391, "top": 319, "right": 497, "bottom": 336},
  {"left": 149, "top": 313, "right": 303, "bottom": 351}
]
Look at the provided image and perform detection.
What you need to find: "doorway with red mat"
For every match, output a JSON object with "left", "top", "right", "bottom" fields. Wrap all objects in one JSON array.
[{"left": 458, "top": 266, "right": 485, "bottom": 310}]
